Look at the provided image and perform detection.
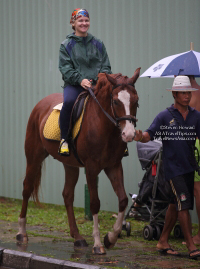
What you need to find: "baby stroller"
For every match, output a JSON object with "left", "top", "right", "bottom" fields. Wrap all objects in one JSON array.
[{"left": 123, "top": 140, "right": 183, "bottom": 240}]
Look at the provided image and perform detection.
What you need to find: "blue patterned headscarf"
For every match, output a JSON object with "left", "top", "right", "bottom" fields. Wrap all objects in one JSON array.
[{"left": 70, "top": 9, "right": 89, "bottom": 24}]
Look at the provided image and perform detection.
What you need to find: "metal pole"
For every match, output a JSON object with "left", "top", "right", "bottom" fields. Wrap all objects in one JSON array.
[
  {"left": 84, "top": 168, "right": 99, "bottom": 220},
  {"left": 84, "top": 183, "right": 93, "bottom": 220}
]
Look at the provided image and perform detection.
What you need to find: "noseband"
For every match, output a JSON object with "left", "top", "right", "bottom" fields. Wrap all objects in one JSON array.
[{"left": 87, "top": 84, "right": 138, "bottom": 128}]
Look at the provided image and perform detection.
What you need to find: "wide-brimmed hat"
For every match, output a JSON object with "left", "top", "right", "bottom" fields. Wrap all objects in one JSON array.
[{"left": 167, "top": 76, "right": 198, "bottom": 91}]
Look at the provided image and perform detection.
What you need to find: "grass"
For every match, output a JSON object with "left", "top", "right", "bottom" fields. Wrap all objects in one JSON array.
[
  {"left": 0, "top": 197, "right": 147, "bottom": 240},
  {"left": 1, "top": 197, "right": 200, "bottom": 268},
  {"left": 0, "top": 196, "right": 199, "bottom": 250}
]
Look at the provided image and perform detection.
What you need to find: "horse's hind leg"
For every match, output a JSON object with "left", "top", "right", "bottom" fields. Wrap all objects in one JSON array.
[
  {"left": 17, "top": 135, "right": 48, "bottom": 243},
  {"left": 62, "top": 164, "right": 88, "bottom": 247},
  {"left": 103, "top": 162, "right": 128, "bottom": 249}
]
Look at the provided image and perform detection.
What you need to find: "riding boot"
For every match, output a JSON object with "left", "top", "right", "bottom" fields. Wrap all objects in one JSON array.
[{"left": 58, "top": 139, "right": 70, "bottom": 156}]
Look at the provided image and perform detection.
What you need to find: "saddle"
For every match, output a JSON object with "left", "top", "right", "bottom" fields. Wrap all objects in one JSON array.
[
  {"left": 69, "top": 91, "right": 89, "bottom": 141},
  {"left": 43, "top": 91, "right": 89, "bottom": 143}
]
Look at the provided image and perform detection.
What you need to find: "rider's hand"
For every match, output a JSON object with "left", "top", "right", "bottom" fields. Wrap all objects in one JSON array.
[
  {"left": 81, "top": 79, "right": 92, "bottom": 89},
  {"left": 134, "top": 130, "right": 143, "bottom": 141}
]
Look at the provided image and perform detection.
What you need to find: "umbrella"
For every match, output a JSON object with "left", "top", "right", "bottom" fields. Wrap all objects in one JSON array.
[{"left": 140, "top": 48, "right": 200, "bottom": 78}]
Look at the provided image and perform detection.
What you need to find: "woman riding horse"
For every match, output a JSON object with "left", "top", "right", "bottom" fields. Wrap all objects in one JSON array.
[
  {"left": 16, "top": 68, "right": 140, "bottom": 255},
  {"left": 59, "top": 8, "right": 112, "bottom": 155}
]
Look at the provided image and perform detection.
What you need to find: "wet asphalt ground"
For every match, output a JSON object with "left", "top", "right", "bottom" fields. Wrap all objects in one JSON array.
[{"left": 1, "top": 220, "right": 200, "bottom": 269}]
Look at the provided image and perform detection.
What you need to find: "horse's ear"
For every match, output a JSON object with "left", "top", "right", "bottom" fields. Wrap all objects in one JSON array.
[
  {"left": 128, "top": 67, "right": 141, "bottom": 84},
  {"left": 105, "top": 73, "right": 117, "bottom": 87}
]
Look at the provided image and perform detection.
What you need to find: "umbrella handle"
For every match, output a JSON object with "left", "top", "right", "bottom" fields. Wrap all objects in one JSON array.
[{"left": 190, "top": 42, "right": 194, "bottom": 51}]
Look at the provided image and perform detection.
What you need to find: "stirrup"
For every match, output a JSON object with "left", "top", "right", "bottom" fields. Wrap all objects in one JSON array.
[
  {"left": 123, "top": 147, "right": 129, "bottom": 157},
  {"left": 58, "top": 139, "right": 70, "bottom": 156}
]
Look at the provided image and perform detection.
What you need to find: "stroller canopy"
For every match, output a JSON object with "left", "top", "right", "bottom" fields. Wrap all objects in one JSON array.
[{"left": 137, "top": 140, "right": 162, "bottom": 169}]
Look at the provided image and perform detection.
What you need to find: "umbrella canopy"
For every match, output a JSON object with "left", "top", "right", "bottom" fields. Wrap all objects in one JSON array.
[{"left": 140, "top": 50, "right": 200, "bottom": 78}]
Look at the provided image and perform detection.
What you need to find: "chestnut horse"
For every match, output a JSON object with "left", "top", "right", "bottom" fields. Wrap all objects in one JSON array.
[{"left": 16, "top": 68, "right": 140, "bottom": 254}]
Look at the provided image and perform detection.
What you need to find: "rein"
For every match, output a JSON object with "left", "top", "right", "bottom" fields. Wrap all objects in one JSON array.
[
  {"left": 87, "top": 85, "right": 138, "bottom": 128},
  {"left": 87, "top": 87, "right": 118, "bottom": 126}
]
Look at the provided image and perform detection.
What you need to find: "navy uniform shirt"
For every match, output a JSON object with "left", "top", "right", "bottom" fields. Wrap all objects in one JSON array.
[{"left": 146, "top": 104, "right": 200, "bottom": 181}]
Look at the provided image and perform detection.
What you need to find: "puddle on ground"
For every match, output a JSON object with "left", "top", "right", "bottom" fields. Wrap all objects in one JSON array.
[
  {"left": 0, "top": 238, "right": 138, "bottom": 268},
  {"left": 1, "top": 220, "right": 200, "bottom": 269}
]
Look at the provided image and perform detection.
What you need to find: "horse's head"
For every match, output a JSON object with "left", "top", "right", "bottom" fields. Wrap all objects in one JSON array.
[{"left": 105, "top": 68, "right": 140, "bottom": 143}]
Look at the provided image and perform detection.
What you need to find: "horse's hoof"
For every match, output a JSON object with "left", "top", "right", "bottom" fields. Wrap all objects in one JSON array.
[
  {"left": 74, "top": 239, "right": 88, "bottom": 247},
  {"left": 92, "top": 246, "right": 106, "bottom": 255},
  {"left": 104, "top": 233, "right": 115, "bottom": 249},
  {"left": 16, "top": 233, "right": 28, "bottom": 244}
]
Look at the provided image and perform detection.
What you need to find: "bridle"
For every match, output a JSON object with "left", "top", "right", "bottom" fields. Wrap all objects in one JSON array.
[
  {"left": 87, "top": 84, "right": 138, "bottom": 128},
  {"left": 111, "top": 84, "right": 138, "bottom": 127}
]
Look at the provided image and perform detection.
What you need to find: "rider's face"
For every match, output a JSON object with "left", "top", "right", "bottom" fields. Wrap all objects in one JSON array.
[{"left": 73, "top": 17, "right": 90, "bottom": 37}]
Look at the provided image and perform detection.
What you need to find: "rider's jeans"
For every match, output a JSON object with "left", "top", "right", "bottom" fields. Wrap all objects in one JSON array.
[{"left": 60, "top": 85, "right": 84, "bottom": 140}]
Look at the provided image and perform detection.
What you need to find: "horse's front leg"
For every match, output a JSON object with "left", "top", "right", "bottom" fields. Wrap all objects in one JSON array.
[
  {"left": 104, "top": 162, "right": 128, "bottom": 249},
  {"left": 92, "top": 213, "right": 106, "bottom": 254},
  {"left": 85, "top": 163, "right": 106, "bottom": 255}
]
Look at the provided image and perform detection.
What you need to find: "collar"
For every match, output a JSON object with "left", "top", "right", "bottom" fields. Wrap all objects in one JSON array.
[
  {"left": 66, "top": 33, "right": 93, "bottom": 43},
  {"left": 170, "top": 104, "right": 194, "bottom": 112}
]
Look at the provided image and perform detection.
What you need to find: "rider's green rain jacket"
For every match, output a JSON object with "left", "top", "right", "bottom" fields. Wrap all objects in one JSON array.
[{"left": 59, "top": 33, "right": 112, "bottom": 87}]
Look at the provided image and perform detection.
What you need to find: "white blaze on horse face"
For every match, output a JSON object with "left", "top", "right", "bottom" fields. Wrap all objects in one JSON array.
[{"left": 118, "top": 90, "right": 135, "bottom": 142}]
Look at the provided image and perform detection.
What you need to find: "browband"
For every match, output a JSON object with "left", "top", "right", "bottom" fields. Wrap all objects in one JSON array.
[{"left": 112, "top": 83, "right": 135, "bottom": 91}]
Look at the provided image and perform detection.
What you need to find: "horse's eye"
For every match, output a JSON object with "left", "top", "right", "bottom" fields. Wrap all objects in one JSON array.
[{"left": 113, "top": 100, "right": 118, "bottom": 105}]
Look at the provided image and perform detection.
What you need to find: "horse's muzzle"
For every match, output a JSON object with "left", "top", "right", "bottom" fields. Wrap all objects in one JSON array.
[{"left": 121, "top": 128, "right": 136, "bottom": 143}]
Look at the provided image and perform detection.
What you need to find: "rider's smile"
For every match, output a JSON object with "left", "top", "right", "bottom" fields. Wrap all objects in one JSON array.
[{"left": 73, "top": 17, "right": 90, "bottom": 37}]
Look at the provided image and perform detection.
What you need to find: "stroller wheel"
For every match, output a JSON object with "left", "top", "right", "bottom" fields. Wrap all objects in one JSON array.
[
  {"left": 143, "top": 225, "right": 153, "bottom": 240},
  {"left": 154, "top": 225, "right": 161, "bottom": 240},
  {"left": 174, "top": 224, "right": 184, "bottom": 239},
  {"left": 126, "top": 222, "right": 131, "bottom": 236}
]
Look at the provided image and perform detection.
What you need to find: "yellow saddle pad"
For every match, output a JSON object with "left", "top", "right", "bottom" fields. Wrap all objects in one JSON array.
[{"left": 43, "top": 96, "right": 88, "bottom": 141}]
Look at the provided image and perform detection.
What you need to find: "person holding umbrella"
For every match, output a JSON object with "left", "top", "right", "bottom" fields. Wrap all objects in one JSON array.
[
  {"left": 189, "top": 77, "right": 200, "bottom": 245},
  {"left": 134, "top": 75, "right": 200, "bottom": 259},
  {"left": 181, "top": 76, "right": 200, "bottom": 246}
]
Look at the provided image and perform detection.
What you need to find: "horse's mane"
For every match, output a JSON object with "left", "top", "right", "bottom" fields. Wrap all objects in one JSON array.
[{"left": 94, "top": 73, "right": 136, "bottom": 96}]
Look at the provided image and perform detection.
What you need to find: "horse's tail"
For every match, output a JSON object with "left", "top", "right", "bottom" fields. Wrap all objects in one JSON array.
[
  {"left": 31, "top": 161, "right": 45, "bottom": 205},
  {"left": 25, "top": 108, "right": 48, "bottom": 205}
]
